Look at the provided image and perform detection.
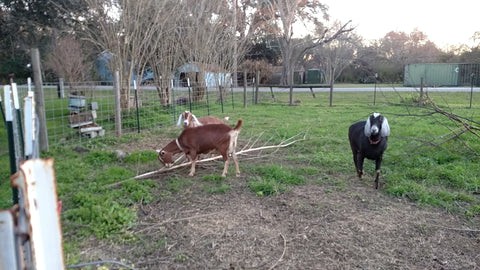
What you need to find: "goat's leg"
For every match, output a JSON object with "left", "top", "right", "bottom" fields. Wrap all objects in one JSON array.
[
  {"left": 232, "top": 153, "right": 240, "bottom": 177},
  {"left": 356, "top": 153, "right": 364, "bottom": 178},
  {"left": 352, "top": 152, "right": 359, "bottom": 176},
  {"left": 221, "top": 155, "right": 230, "bottom": 177},
  {"left": 189, "top": 156, "right": 197, "bottom": 176},
  {"left": 374, "top": 157, "right": 383, "bottom": 189}
]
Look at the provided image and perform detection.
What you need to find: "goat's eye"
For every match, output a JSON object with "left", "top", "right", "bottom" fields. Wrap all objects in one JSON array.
[{"left": 160, "top": 151, "right": 165, "bottom": 156}]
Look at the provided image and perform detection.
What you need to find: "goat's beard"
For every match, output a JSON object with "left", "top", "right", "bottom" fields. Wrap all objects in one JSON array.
[{"left": 369, "top": 134, "right": 382, "bottom": 144}]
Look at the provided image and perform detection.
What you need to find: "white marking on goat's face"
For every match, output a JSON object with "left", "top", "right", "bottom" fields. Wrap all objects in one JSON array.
[
  {"left": 158, "top": 150, "right": 173, "bottom": 167},
  {"left": 182, "top": 111, "right": 193, "bottom": 127},
  {"left": 365, "top": 113, "right": 384, "bottom": 137}
]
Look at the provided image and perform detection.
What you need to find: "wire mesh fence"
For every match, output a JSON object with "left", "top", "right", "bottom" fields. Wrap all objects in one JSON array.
[
  {"left": 10, "top": 78, "right": 478, "bottom": 147},
  {"left": 12, "top": 79, "right": 264, "bottom": 146}
]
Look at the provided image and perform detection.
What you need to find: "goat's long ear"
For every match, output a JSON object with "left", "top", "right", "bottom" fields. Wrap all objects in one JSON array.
[
  {"left": 191, "top": 114, "right": 201, "bottom": 125},
  {"left": 176, "top": 113, "right": 183, "bottom": 126},
  {"left": 364, "top": 117, "right": 372, "bottom": 137},
  {"left": 381, "top": 117, "right": 390, "bottom": 137}
]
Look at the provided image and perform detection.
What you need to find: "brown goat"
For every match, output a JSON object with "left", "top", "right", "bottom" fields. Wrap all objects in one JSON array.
[
  {"left": 158, "top": 119, "right": 243, "bottom": 177},
  {"left": 176, "top": 110, "right": 227, "bottom": 128}
]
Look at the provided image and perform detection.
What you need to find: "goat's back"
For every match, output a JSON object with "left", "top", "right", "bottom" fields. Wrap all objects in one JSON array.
[
  {"left": 348, "top": 121, "right": 366, "bottom": 142},
  {"left": 198, "top": 116, "right": 225, "bottom": 126},
  {"left": 178, "top": 123, "right": 233, "bottom": 154}
]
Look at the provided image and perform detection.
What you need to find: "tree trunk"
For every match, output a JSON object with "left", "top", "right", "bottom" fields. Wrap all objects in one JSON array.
[{"left": 187, "top": 72, "right": 206, "bottom": 102}]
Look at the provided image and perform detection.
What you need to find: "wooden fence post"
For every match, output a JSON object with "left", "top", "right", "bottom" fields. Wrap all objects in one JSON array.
[
  {"left": 114, "top": 71, "right": 122, "bottom": 137},
  {"left": 31, "top": 48, "right": 48, "bottom": 152}
]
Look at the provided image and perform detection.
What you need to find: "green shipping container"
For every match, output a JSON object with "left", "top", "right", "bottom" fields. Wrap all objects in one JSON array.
[{"left": 404, "top": 63, "right": 459, "bottom": 87}]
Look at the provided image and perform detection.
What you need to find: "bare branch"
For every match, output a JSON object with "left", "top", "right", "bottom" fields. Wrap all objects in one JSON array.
[
  {"left": 134, "top": 132, "right": 307, "bottom": 180},
  {"left": 268, "top": 233, "right": 287, "bottom": 270}
]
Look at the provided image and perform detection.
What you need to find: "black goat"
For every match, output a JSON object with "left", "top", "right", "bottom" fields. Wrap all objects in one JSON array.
[{"left": 348, "top": 113, "right": 390, "bottom": 189}]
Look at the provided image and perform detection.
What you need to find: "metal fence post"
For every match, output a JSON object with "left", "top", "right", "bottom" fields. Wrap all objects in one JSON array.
[
  {"left": 470, "top": 73, "right": 474, "bottom": 109},
  {"left": 133, "top": 80, "right": 140, "bottom": 133},
  {"left": 243, "top": 70, "right": 247, "bottom": 108},
  {"left": 4, "top": 85, "right": 18, "bottom": 204},
  {"left": 255, "top": 71, "right": 260, "bottom": 104}
]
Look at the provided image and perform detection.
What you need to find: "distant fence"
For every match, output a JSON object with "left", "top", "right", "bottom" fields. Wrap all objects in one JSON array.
[
  {"left": 6, "top": 78, "right": 279, "bottom": 145},
  {"left": 6, "top": 78, "right": 477, "bottom": 147}
]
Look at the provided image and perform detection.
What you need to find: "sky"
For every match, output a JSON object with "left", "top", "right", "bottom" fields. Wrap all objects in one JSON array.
[{"left": 320, "top": 0, "right": 479, "bottom": 49}]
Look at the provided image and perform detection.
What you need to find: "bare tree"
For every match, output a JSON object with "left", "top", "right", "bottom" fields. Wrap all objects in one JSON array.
[
  {"left": 45, "top": 36, "right": 90, "bottom": 88},
  {"left": 315, "top": 29, "right": 361, "bottom": 106},
  {"left": 131, "top": 0, "right": 181, "bottom": 106},
  {"left": 260, "top": 0, "right": 354, "bottom": 86},
  {"left": 171, "top": 0, "right": 250, "bottom": 102},
  {"left": 376, "top": 29, "right": 441, "bottom": 82},
  {"left": 82, "top": 0, "right": 173, "bottom": 109},
  {"left": 80, "top": 0, "right": 252, "bottom": 107}
]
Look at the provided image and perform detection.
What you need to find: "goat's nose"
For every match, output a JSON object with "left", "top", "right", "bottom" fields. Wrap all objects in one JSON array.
[
  {"left": 371, "top": 126, "right": 379, "bottom": 135},
  {"left": 183, "top": 120, "right": 188, "bottom": 126}
]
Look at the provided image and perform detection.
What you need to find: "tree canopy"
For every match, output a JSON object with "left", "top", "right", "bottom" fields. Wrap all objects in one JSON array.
[{"left": 0, "top": 0, "right": 478, "bottom": 86}]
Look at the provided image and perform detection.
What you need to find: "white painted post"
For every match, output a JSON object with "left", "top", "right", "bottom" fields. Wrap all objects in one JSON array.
[
  {"left": 11, "top": 159, "right": 65, "bottom": 270},
  {"left": 0, "top": 211, "right": 18, "bottom": 270},
  {"left": 24, "top": 91, "right": 37, "bottom": 158}
]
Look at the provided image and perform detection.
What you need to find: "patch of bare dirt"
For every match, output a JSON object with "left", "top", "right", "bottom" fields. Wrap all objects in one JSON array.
[
  {"left": 84, "top": 173, "right": 479, "bottom": 270},
  {"left": 77, "top": 134, "right": 480, "bottom": 270}
]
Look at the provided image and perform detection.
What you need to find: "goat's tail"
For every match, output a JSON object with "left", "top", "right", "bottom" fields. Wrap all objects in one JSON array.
[{"left": 233, "top": 119, "right": 243, "bottom": 131}]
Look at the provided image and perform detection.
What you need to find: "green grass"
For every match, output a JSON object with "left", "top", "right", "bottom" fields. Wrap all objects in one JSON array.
[
  {"left": 47, "top": 141, "right": 159, "bottom": 239},
  {"left": 1, "top": 87, "right": 480, "bottom": 263},
  {"left": 247, "top": 164, "right": 306, "bottom": 196}
]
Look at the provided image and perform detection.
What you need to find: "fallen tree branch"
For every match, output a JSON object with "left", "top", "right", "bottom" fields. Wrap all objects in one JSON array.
[{"left": 133, "top": 132, "right": 307, "bottom": 180}]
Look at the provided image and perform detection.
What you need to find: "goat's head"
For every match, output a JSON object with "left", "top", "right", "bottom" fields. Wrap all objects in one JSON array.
[
  {"left": 156, "top": 149, "right": 174, "bottom": 167},
  {"left": 176, "top": 111, "right": 201, "bottom": 128},
  {"left": 176, "top": 111, "right": 189, "bottom": 127},
  {"left": 364, "top": 113, "right": 390, "bottom": 144}
]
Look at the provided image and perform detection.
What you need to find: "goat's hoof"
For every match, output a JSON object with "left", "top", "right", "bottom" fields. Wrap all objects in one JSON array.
[{"left": 235, "top": 173, "right": 241, "bottom": 177}]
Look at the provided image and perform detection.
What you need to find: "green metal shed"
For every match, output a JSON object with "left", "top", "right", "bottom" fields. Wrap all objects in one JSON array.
[
  {"left": 304, "top": 69, "right": 324, "bottom": 84},
  {"left": 404, "top": 63, "right": 460, "bottom": 87}
]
